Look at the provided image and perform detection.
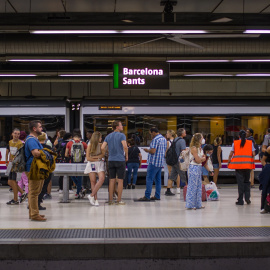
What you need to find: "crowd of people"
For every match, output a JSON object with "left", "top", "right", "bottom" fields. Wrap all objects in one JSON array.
[{"left": 3, "top": 120, "right": 270, "bottom": 222}]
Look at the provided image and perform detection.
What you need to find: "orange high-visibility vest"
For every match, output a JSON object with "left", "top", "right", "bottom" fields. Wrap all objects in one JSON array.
[{"left": 228, "top": 140, "right": 255, "bottom": 170}]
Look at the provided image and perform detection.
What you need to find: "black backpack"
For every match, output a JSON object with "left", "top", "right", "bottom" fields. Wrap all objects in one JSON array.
[
  {"left": 57, "top": 141, "right": 68, "bottom": 162},
  {"left": 166, "top": 138, "right": 181, "bottom": 166}
]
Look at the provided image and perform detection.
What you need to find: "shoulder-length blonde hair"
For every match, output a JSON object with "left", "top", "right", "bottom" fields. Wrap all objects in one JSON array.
[
  {"left": 89, "top": 131, "right": 101, "bottom": 155},
  {"left": 167, "top": 129, "right": 177, "bottom": 139},
  {"left": 190, "top": 133, "right": 202, "bottom": 148}
]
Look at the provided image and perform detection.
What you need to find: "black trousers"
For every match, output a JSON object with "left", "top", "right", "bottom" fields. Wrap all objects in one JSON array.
[
  {"left": 59, "top": 176, "right": 73, "bottom": 190},
  {"left": 38, "top": 173, "right": 52, "bottom": 205},
  {"left": 235, "top": 169, "right": 251, "bottom": 203},
  {"left": 259, "top": 164, "right": 270, "bottom": 210}
]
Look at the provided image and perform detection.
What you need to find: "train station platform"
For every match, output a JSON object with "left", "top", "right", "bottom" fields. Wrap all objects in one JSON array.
[{"left": 0, "top": 185, "right": 270, "bottom": 269}]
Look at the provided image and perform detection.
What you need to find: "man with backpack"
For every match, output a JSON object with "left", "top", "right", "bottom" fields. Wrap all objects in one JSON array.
[
  {"left": 165, "top": 128, "right": 187, "bottom": 196},
  {"left": 25, "top": 120, "right": 45, "bottom": 221},
  {"left": 65, "top": 130, "right": 87, "bottom": 199},
  {"left": 139, "top": 127, "right": 167, "bottom": 201},
  {"left": 246, "top": 128, "right": 259, "bottom": 188}
]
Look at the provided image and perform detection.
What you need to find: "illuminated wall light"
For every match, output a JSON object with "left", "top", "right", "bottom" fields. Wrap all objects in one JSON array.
[
  {"left": 167, "top": 60, "right": 229, "bottom": 63},
  {"left": 244, "top": 30, "right": 270, "bottom": 34},
  {"left": 236, "top": 74, "right": 270, "bottom": 76},
  {"left": 122, "top": 30, "right": 207, "bottom": 34},
  {"left": 59, "top": 74, "right": 110, "bottom": 77},
  {"left": 184, "top": 74, "right": 233, "bottom": 77},
  {"left": 31, "top": 30, "right": 118, "bottom": 34},
  {"left": 30, "top": 30, "right": 207, "bottom": 34},
  {"left": 8, "top": 59, "right": 73, "bottom": 62},
  {"left": 0, "top": 74, "right": 37, "bottom": 76},
  {"left": 232, "top": 60, "right": 270, "bottom": 62}
]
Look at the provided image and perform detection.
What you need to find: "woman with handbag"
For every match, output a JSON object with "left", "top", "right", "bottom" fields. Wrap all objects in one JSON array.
[
  {"left": 85, "top": 131, "right": 105, "bottom": 206},
  {"left": 186, "top": 133, "right": 206, "bottom": 210}
]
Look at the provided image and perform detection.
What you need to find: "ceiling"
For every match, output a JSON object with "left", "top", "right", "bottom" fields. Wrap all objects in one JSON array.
[{"left": 0, "top": 0, "right": 270, "bottom": 81}]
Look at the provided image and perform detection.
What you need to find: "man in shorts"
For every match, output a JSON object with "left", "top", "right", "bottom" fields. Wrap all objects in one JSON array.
[
  {"left": 101, "top": 120, "right": 128, "bottom": 205},
  {"left": 6, "top": 128, "right": 28, "bottom": 205}
]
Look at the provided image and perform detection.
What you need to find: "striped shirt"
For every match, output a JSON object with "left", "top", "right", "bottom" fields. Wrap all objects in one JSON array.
[{"left": 147, "top": 134, "right": 167, "bottom": 167}]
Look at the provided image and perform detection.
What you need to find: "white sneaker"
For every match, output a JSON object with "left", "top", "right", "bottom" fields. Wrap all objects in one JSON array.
[
  {"left": 59, "top": 190, "right": 63, "bottom": 194},
  {"left": 69, "top": 190, "right": 74, "bottom": 194},
  {"left": 88, "top": 195, "right": 95, "bottom": 206},
  {"left": 95, "top": 199, "right": 99, "bottom": 206},
  {"left": 176, "top": 188, "right": 181, "bottom": 194}
]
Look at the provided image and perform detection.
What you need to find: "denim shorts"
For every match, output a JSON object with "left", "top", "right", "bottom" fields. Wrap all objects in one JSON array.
[
  {"left": 202, "top": 166, "right": 209, "bottom": 176},
  {"left": 213, "top": 163, "right": 220, "bottom": 169}
]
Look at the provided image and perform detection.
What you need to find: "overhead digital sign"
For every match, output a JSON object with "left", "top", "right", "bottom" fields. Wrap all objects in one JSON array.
[{"left": 113, "top": 62, "right": 170, "bottom": 89}]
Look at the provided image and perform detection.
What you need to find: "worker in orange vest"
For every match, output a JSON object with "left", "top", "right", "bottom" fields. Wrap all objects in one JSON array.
[{"left": 228, "top": 130, "right": 255, "bottom": 205}]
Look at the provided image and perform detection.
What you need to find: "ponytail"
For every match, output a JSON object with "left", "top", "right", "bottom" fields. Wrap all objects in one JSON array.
[{"left": 239, "top": 130, "right": 246, "bottom": 148}]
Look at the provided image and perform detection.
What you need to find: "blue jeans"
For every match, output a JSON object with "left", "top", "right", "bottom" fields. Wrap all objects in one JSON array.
[
  {"left": 145, "top": 163, "right": 162, "bottom": 199},
  {"left": 127, "top": 163, "right": 140, "bottom": 185},
  {"left": 71, "top": 176, "right": 82, "bottom": 195}
]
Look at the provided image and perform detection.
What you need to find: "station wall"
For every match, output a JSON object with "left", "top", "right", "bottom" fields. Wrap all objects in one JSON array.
[{"left": 0, "top": 79, "right": 270, "bottom": 98}]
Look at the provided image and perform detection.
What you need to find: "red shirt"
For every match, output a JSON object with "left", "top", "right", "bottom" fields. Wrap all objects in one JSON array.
[{"left": 66, "top": 140, "right": 87, "bottom": 156}]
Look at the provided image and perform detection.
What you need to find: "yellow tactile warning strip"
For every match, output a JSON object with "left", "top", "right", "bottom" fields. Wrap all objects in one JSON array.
[{"left": 0, "top": 226, "right": 270, "bottom": 239}]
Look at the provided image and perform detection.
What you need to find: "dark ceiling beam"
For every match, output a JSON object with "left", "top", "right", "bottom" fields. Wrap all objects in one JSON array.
[
  {"left": 211, "top": 0, "right": 224, "bottom": 13},
  {"left": 259, "top": 3, "right": 270, "bottom": 13},
  {"left": 6, "top": 0, "right": 18, "bottom": 13}
]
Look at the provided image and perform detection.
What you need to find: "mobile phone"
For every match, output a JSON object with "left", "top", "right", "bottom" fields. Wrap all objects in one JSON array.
[{"left": 91, "top": 163, "right": 96, "bottom": 171}]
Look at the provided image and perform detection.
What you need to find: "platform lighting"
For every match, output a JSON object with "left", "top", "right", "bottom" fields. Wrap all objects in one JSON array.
[
  {"left": 167, "top": 60, "right": 229, "bottom": 63},
  {"left": 167, "top": 59, "right": 270, "bottom": 63},
  {"left": 236, "top": 74, "right": 270, "bottom": 76},
  {"left": 232, "top": 60, "right": 270, "bottom": 62},
  {"left": 59, "top": 74, "right": 110, "bottom": 77},
  {"left": 31, "top": 30, "right": 118, "bottom": 34},
  {"left": 31, "top": 30, "right": 206, "bottom": 34},
  {"left": 8, "top": 59, "right": 73, "bottom": 62},
  {"left": 244, "top": 30, "right": 270, "bottom": 34},
  {"left": 184, "top": 74, "right": 232, "bottom": 76},
  {"left": 0, "top": 74, "right": 36, "bottom": 76}
]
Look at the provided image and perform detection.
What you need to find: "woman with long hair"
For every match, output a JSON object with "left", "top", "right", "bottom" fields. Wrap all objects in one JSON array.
[
  {"left": 228, "top": 130, "right": 255, "bottom": 205},
  {"left": 84, "top": 131, "right": 105, "bottom": 206},
  {"left": 212, "top": 137, "right": 223, "bottom": 187},
  {"left": 186, "top": 133, "right": 206, "bottom": 210}
]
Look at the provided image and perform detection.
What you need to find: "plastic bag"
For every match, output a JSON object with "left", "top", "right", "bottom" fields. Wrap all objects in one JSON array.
[{"left": 205, "top": 181, "right": 220, "bottom": 201}]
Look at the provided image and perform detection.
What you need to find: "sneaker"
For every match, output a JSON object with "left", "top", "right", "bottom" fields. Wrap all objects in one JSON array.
[
  {"left": 165, "top": 190, "right": 175, "bottom": 196},
  {"left": 75, "top": 193, "right": 81, "bottom": 199},
  {"left": 59, "top": 190, "right": 63, "bottom": 194},
  {"left": 6, "top": 199, "right": 19, "bottom": 205},
  {"left": 43, "top": 193, "right": 52, "bottom": 200},
  {"left": 108, "top": 201, "right": 115, "bottom": 205},
  {"left": 20, "top": 193, "right": 28, "bottom": 203},
  {"left": 116, "top": 200, "right": 126, "bottom": 205},
  {"left": 246, "top": 199, "right": 251, "bottom": 205},
  {"left": 176, "top": 188, "right": 181, "bottom": 194},
  {"left": 260, "top": 209, "right": 268, "bottom": 214},
  {"left": 88, "top": 195, "right": 95, "bottom": 206},
  {"left": 132, "top": 184, "right": 136, "bottom": 189},
  {"left": 69, "top": 190, "right": 74, "bottom": 194},
  {"left": 95, "top": 199, "right": 99, "bottom": 206},
  {"left": 80, "top": 189, "right": 86, "bottom": 198}
]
